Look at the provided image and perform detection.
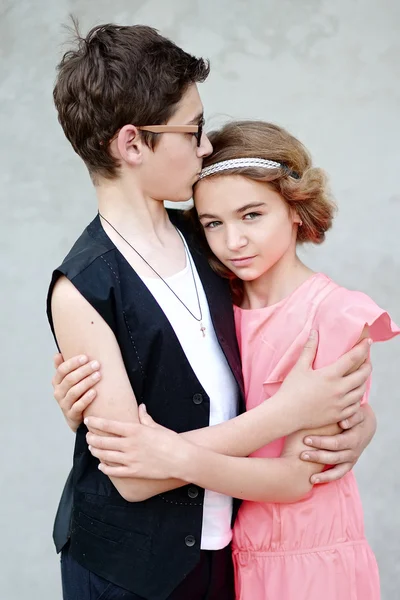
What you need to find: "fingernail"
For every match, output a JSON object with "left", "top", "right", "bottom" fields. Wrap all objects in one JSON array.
[
  {"left": 88, "top": 445, "right": 92, "bottom": 451},
  {"left": 141, "top": 403, "right": 147, "bottom": 413},
  {"left": 367, "top": 338, "right": 373, "bottom": 346},
  {"left": 92, "top": 371, "right": 100, "bottom": 380},
  {"left": 84, "top": 417, "right": 89, "bottom": 425},
  {"left": 79, "top": 355, "right": 88, "bottom": 364},
  {"left": 313, "top": 477, "right": 320, "bottom": 484},
  {"left": 309, "top": 329, "right": 316, "bottom": 339},
  {"left": 88, "top": 389, "right": 95, "bottom": 398},
  {"left": 305, "top": 437, "right": 312, "bottom": 445},
  {"left": 91, "top": 361, "right": 100, "bottom": 370},
  {"left": 98, "top": 463, "right": 103, "bottom": 471},
  {"left": 303, "top": 453, "right": 310, "bottom": 460}
]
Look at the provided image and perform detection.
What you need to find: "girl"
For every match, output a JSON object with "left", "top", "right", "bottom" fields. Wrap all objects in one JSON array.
[
  {"left": 87, "top": 121, "right": 398, "bottom": 599},
  {"left": 186, "top": 120, "right": 400, "bottom": 599}
]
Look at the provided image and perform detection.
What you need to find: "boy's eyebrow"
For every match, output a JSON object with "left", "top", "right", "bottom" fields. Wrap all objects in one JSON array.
[{"left": 187, "top": 111, "right": 204, "bottom": 125}]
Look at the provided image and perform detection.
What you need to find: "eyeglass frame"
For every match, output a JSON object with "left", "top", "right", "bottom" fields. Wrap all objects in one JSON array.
[
  {"left": 137, "top": 118, "right": 204, "bottom": 147},
  {"left": 102, "top": 118, "right": 205, "bottom": 148}
]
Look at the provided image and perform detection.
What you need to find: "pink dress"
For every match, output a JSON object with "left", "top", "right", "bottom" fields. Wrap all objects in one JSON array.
[{"left": 232, "top": 273, "right": 399, "bottom": 600}]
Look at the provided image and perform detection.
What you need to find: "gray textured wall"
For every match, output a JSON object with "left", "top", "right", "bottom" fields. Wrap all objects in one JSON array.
[{"left": 1, "top": 1, "right": 399, "bottom": 598}]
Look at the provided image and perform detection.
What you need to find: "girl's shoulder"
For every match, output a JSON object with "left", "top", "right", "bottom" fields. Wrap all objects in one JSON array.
[
  {"left": 316, "top": 277, "right": 380, "bottom": 315},
  {"left": 314, "top": 275, "right": 399, "bottom": 347}
]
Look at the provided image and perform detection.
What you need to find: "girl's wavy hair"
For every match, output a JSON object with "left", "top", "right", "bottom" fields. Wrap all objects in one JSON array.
[{"left": 190, "top": 120, "right": 337, "bottom": 304}]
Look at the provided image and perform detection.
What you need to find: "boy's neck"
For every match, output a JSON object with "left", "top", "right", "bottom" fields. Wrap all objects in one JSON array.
[
  {"left": 95, "top": 177, "right": 172, "bottom": 246},
  {"left": 94, "top": 176, "right": 187, "bottom": 278}
]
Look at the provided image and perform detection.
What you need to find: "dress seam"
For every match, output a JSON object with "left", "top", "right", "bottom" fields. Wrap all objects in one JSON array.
[{"left": 232, "top": 538, "right": 368, "bottom": 558}]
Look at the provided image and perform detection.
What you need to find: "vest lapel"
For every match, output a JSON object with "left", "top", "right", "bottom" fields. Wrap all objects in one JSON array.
[{"left": 174, "top": 213, "right": 245, "bottom": 401}]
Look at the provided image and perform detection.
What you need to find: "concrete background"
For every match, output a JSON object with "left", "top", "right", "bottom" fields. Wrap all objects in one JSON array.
[{"left": 1, "top": 0, "right": 399, "bottom": 598}]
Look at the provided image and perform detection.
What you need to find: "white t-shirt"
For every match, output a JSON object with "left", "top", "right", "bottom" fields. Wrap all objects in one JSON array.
[{"left": 139, "top": 233, "right": 239, "bottom": 550}]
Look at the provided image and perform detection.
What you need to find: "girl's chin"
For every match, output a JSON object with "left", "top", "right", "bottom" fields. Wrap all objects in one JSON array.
[{"left": 231, "top": 269, "right": 260, "bottom": 282}]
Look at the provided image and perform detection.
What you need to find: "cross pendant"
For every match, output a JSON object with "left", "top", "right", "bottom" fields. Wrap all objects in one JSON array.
[{"left": 200, "top": 322, "right": 206, "bottom": 337}]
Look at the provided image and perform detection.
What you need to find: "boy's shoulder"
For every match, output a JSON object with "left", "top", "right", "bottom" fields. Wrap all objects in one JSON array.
[
  {"left": 57, "top": 215, "right": 115, "bottom": 281},
  {"left": 47, "top": 215, "right": 119, "bottom": 338}
]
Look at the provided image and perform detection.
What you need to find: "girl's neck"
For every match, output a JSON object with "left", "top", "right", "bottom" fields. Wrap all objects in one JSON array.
[{"left": 241, "top": 256, "right": 315, "bottom": 310}]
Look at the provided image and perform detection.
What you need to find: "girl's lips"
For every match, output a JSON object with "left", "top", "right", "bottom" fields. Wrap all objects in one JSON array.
[{"left": 229, "top": 256, "right": 256, "bottom": 267}]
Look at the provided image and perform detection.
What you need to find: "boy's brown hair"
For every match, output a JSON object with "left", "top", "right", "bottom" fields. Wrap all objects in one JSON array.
[{"left": 53, "top": 20, "right": 210, "bottom": 180}]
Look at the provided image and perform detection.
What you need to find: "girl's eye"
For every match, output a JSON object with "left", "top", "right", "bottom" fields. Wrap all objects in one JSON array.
[
  {"left": 243, "top": 212, "right": 261, "bottom": 220},
  {"left": 203, "top": 221, "right": 222, "bottom": 229}
]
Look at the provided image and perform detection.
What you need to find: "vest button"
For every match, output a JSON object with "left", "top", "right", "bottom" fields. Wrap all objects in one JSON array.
[
  {"left": 192, "top": 393, "right": 203, "bottom": 405},
  {"left": 187, "top": 486, "right": 199, "bottom": 499},
  {"left": 185, "top": 535, "right": 196, "bottom": 547}
]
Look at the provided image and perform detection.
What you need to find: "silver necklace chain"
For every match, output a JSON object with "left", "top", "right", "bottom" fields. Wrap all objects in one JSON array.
[{"left": 98, "top": 213, "right": 206, "bottom": 337}]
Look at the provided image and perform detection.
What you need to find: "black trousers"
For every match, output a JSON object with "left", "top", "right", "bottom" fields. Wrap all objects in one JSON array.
[{"left": 61, "top": 542, "right": 235, "bottom": 600}]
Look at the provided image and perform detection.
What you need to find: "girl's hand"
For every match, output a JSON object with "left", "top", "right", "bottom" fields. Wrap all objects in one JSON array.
[
  {"left": 85, "top": 406, "right": 192, "bottom": 480},
  {"left": 278, "top": 331, "right": 372, "bottom": 430},
  {"left": 52, "top": 353, "right": 100, "bottom": 432}
]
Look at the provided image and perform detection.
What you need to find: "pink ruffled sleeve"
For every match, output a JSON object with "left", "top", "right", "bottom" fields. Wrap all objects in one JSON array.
[{"left": 312, "top": 288, "right": 400, "bottom": 403}]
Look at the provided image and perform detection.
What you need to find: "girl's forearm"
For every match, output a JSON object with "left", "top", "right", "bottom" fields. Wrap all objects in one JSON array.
[
  {"left": 181, "top": 389, "right": 300, "bottom": 457},
  {"left": 175, "top": 442, "right": 314, "bottom": 502},
  {"left": 117, "top": 390, "right": 302, "bottom": 502},
  {"left": 122, "top": 420, "right": 338, "bottom": 503}
]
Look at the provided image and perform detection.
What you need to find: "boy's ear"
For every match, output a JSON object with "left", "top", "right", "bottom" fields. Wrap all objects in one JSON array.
[{"left": 113, "top": 124, "right": 144, "bottom": 166}]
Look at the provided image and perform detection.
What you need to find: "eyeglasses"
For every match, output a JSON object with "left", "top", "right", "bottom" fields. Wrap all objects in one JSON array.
[
  {"left": 102, "top": 118, "right": 205, "bottom": 147},
  {"left": 137, "top": 118, "right": 205, "bottom": 147}
]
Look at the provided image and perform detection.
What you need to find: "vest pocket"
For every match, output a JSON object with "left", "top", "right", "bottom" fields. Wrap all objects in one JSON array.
[
  {"left": 74, "top": 509, "right": 151, "bottom": 553},
  {"left": 75, "top": 510, "right": 127, "bottom": 544}
]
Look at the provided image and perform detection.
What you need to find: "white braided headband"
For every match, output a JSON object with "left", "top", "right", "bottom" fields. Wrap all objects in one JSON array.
[{"left": 199, "top": 158, "right": 283, "bottom": 180}]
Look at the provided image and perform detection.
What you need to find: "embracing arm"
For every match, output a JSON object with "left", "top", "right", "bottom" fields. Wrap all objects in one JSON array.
[
  {"left": 51, "top": 275, "right": 372, "bottom": 503},
  {"left": 51, "top": 276, "right": 143, "bottom": 501},
  {"left": 301, "top": 400, "right": 377, "bottom": 484},
  {"left": 301, "top": 325, "right": 377, "bottom": 484},
  {"left": 52, "top": 305, "right": 371, "bottom": 502},
  {"left": 52, "top": 275, "right": 308, "bottom": 501},
  {"left": 54, "top": 329, "right": 371, "bottom": 459},
  {"left": 190, "top": 327, "right": 376, "bottom": 494},
  {"left": 161, "top": 423, "right": 341, "bottom": 502},
  {"left": 85, "top": 327, "right": 371, "bottom": 500},
  {"left": 179, "top": 330, "right": 369, "bottom": 457},
  {"left": 85, "top": 332, "right": 370, "bottom": 501},
  {"left": 87, "top": 405, "right": 341, "bottom": 502}
]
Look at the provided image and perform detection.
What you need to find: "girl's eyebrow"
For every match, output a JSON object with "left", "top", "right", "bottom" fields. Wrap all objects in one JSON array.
[
  {"left": 198, "top": 202, "right": 266, "bottom": 221},
  {"left": 198, "top": 211, "right": 219, "bottom": 220},
  {"left": 235, "top": 202, "right": 266, "bottom": 214}
]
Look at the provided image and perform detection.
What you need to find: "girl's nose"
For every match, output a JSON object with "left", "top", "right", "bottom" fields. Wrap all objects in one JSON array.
[{"left": 226, "top": 227, "right": 248, "bottom": 251}]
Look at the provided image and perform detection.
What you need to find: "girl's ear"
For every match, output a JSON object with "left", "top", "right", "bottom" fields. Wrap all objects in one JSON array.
[{"left": 291, "top": 209, "right": 302, "bottom": 226}]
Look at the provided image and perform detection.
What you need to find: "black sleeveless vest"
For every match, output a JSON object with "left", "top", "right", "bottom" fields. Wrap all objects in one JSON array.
[{"left": 47, "top": 211, "right": 244, "bottom": 600}]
